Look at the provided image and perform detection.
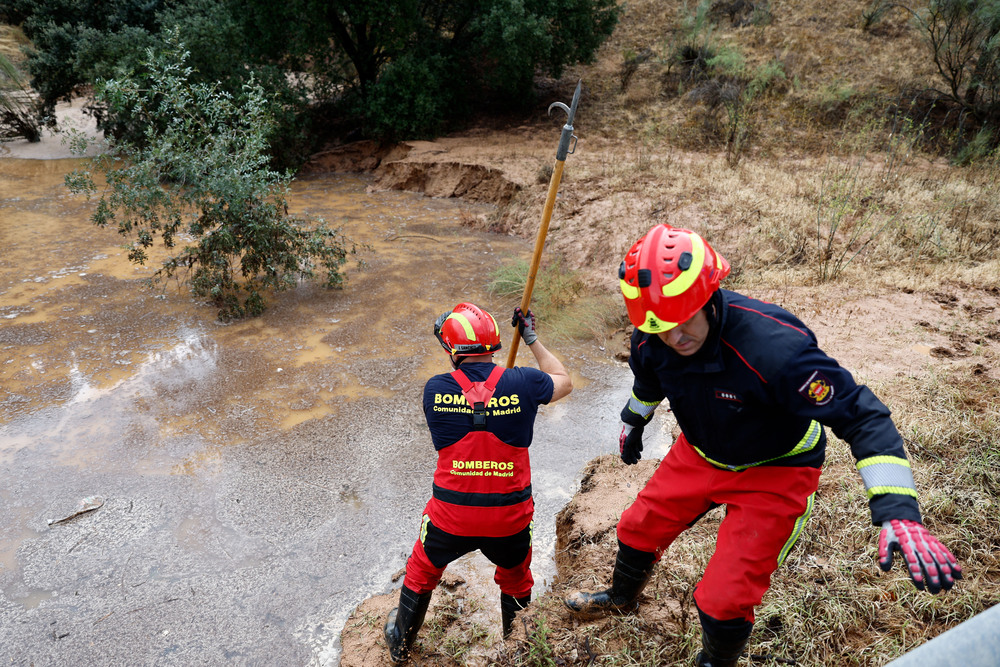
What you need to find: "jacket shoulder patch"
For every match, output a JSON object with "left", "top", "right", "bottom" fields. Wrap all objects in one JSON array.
[{"left": 799, "top": 370, "right": 834, "bottom": 406}]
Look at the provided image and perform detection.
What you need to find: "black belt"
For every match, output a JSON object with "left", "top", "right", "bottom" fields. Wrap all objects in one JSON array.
[{"left": 433, "top": 484, "right": 532, "bottom": 507}]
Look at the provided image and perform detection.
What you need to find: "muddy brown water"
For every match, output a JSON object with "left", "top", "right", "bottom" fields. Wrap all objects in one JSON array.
[{"left": 0, "top": 157, "right": 644, "bottom": 664}]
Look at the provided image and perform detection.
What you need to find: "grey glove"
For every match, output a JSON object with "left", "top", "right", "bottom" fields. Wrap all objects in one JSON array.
[
  {"left": 511, "top": 307, "right": 538, "bottom": 345},
  {"left": 619, "top": 423, "right": 643, "bottom": 465}
]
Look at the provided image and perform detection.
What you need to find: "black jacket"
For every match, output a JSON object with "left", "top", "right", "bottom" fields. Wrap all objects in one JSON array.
[{"left": 624, "top": 289, "right": 921, "bottom": 525}]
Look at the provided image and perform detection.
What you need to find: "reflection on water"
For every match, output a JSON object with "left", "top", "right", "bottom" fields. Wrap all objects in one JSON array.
[
  {"left": 0, "top": 157, "right": 624, "bottom": 665},
  {"left": 67, "top": 329, "right": 216, "bottom": 405},
  {"left": 0, "top": 328, "right": 217, "bottom": 469}
]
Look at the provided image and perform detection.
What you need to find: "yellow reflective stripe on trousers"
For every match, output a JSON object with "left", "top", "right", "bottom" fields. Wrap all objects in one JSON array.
[
  {"left": 692, "top": 419, "right": 822, "bottom": 471},
  {"left": 777, "top": 491, "right": 815, "bottom": 567},
  {"left": 419, "top": 514, "right": 431, "bottom": 544},
  {"left": 856, "top": 455, "right": 917, "bottom": 498}
]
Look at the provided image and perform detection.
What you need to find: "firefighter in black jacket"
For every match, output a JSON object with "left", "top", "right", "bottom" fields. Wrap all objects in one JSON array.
[{"left": 565, "top": 224, "right": 961, "bottom": 667}]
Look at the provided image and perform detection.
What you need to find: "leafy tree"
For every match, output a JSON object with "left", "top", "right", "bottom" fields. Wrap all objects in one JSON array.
[
  {"left": 3, "top": 0, "right": 314, "bottom": 166},
  {"left": 868, "top": 0, "right": 1000, "bottom": 152},
  {"left": 65, "top": 35, "right": 355, "bottom": 320},
  {"left": 7, "top": 0, "right": 620, "bottom": 145},
  {"left": 917, "top": 0, "right": 1000, "bottom": 120},
  {"left": 302, "top": 0, "right": 620, "bottom": 137},
  {"left": 3, "top": 0, "right": 162, "bottom": 115}
]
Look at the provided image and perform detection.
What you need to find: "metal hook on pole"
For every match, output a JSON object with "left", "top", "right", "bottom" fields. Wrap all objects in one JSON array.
[{"left": 506, "top": 80, "right": 583, "bottom": 368}]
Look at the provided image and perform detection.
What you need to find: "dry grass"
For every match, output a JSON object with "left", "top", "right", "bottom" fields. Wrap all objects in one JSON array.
[
  {"left": 744, "top": 363, "right": 1000, "bottom": 665},
  {"left": 419, "top": 2, "right": 1000, "bottom": 665},
  {"left": 579, "top": 0, "right": 937, "bottom": 151},
  {"left": 488, "top": 257, "right": 628, "bottom": 345},
  {"left": 0, "top": 24, "right": 28, "bottom": 64},
  {"left": 490, "top": 0, "right": 998, "bottom": 298},
  {"left": 483, "top": 388, "right": 999, "bottom": 666}
]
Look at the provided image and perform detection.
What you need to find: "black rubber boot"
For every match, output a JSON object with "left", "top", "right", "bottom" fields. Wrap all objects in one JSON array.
[
  {"left": 500, "top": 592, "right": 532, "bottom": 637},
  {"left": 384, "top": 585, "right": 433, "bottom": 664},
  {"left": 563, "top": 542, "right": 656, "bottom": 615},
  {"left": 694, "top": 606, "right": 752, "bottom": 667},
  {"left": 694, "top": 628, "right": 750, "bottom": 666}
]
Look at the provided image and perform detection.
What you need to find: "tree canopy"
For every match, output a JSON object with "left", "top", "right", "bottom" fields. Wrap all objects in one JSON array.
[{"left": 3, "top": 0, "right": 619, "bottom": 159}]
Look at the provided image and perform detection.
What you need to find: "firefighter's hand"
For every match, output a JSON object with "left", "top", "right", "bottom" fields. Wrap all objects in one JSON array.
[
  {"left": 619, "top": 423, "right": 643, "bottom": 465},
  {"left": 512, "top": 307, "right": 538, "bottom": 345},
  {"left": 878, "top": 519, "right": 962, "bottom": 594}
]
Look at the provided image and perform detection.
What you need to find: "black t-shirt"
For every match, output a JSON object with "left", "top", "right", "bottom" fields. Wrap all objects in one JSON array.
[{"left": 422, "top": 362, "right": 555, "bottom": 450}]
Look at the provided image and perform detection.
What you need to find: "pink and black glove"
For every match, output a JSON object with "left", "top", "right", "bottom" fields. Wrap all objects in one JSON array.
[
  {"left": 619, "top": 423, "right": 644, "bottom": 465},
  {"left": 512, "top": 307, "right": 538, "bottom": 345},
  {"left": 878, "top": 519, "right": 962, "bottom": 594}
]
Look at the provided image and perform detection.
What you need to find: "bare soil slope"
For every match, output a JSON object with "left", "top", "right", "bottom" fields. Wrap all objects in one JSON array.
[
  {"left": 328, "top": 124, "right": 1000, "bottom": 667},
  {"left": 327, "top": 0, "right": 1000, "bottom": 663}
]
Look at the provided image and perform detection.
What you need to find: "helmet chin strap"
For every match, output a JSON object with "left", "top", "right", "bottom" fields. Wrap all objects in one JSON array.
[{"left": 704, "top": 290, "right": 722, "bottom": 330}]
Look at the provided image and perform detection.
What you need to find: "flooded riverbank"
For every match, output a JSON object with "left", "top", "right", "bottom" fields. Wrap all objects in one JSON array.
[{"left": 0, "top": 157, "right": 632, "bottom": 664}]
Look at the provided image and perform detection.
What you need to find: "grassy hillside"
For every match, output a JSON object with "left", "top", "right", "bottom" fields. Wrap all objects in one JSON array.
[
  {"left": 4, "top": 2, "right": 998, "bottom": 664},
  {"left": 574, "top": 0, "right": 965, "bottom": 155},
  {"left": 485, "top": 0, "right": 999, "bottom": 299},
  {"left": 492, "top": 2, "right": 1000, "bottom": 665},
  {"left": 341, "top": 2, "right": 999, "bottom": 665}
]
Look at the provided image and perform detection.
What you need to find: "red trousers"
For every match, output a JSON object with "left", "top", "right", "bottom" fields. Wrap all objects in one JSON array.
[
  {"left": 617, "top": 435, "right": 820, "bottom": 624},
  {"left": 403, "top": 516, "right": 533, "bottom": 598}
]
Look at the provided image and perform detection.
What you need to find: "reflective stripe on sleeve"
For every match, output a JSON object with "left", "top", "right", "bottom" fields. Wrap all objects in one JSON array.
[
  {"left": 856, "top": 456, "right": 918, "bottom": 499},
  {"left": 627, "top": 392, "right": 661, "bottom": 420}
]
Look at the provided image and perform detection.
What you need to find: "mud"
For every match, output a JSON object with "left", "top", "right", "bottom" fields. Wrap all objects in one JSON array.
[
  {"left": 329, "top": 137, "right": 1000, "bottom": 666},
  {"left": 0, "top": 154, "right": 633, "bottom": 665},
  {"left": 4, "top": 97, "right": 999, "bottom": 667}
]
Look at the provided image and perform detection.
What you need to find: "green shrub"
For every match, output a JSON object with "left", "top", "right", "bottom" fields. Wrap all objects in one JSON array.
[
  {"left": 489, "top": 257, "right": 625, "bottom": 343},
  {"left": 906, "top": 0, "right": 1000, "bottom": 151},
  {"left": 361, "top": 49, "right": 455, "bottom": 140},
  {"left": 10, "top": 0, "right": 620, "bottom": 145},
  {"left": 65, "top": 34, "right": 355, "bottom": 320},
  {"left": 955, "top": 124, "right": 997, "bottom": 163}
]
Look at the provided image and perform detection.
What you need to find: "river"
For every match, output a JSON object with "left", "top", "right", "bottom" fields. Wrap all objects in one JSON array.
[{"left": 0, "top": 155, "right": 641, "bottom": 664}]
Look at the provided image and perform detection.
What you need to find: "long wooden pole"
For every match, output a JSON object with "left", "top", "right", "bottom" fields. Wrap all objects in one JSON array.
[{"left": 506, "top": 80, "right": 582, "bottom": 368}]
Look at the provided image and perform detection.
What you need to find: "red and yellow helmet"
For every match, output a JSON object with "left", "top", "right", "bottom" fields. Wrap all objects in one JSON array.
[
  {"left": 619, "top": 224, "right": 730, "bottom": 333},
  {"left": 434, "top": 302, "right": 502, "bottom": 356}
]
